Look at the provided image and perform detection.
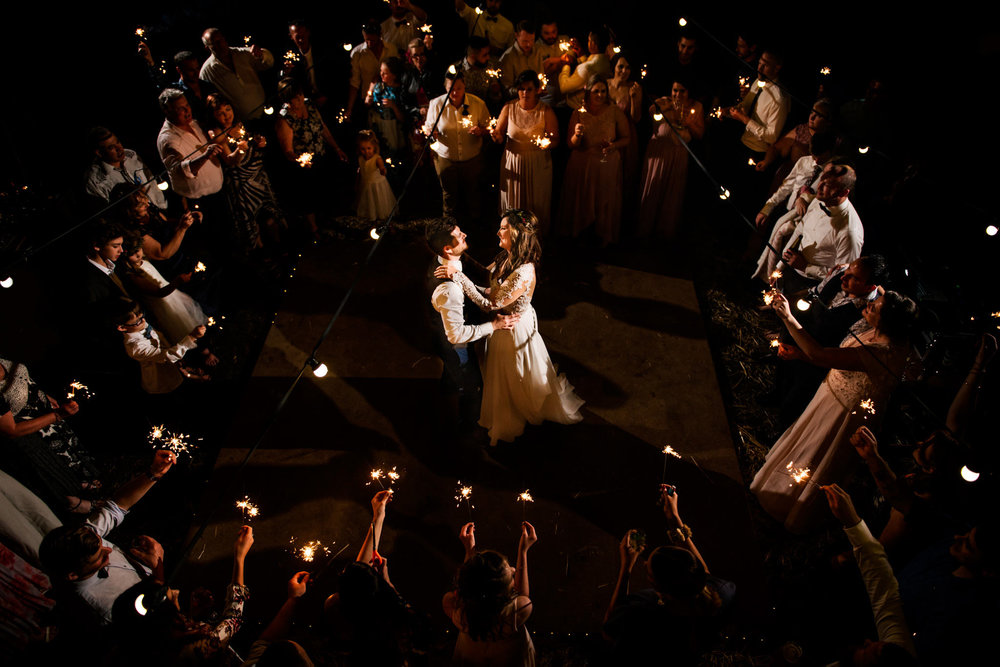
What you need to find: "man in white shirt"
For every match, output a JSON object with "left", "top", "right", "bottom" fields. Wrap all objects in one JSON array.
[
  {"left": 85, "top": 127, "right": 167, "bottom": 210},
  {"left": 426, "top": 220, "right": 517, "bottom": 429},
  {"left": 39, "top": 450, "right": 177, "bottom": 626},
  {"left": 381, "top": 0, "right": 428, "bottom": 54},
  {"left": 423, "top": 71, "right": 491, "bottom": 224},
  {"left": 754, "top": 131, "right": 836, "bottom": 233},
  {"left": 345, "top": 22, "right": 399, "bottom": 124},
  {"left": 727, "top": 50, "right": 789, "bottom": 156},
  {"left": 456, "top": 0, "right": 514, "bottom": 57},
  {"left": 199, "top": 28, "right": 273, "bottom": 121},
  {"left": 534, "top": 19, "right": 569, "bottom": 107},
  {"left": 156, "top": 89, "right": 224, "bottom": 201},
  {"left": 500, "top": 21, "right": 544, "bottom": 99},
  {"left": 770, "top": 164, "right": 864, "bottom": 294}
]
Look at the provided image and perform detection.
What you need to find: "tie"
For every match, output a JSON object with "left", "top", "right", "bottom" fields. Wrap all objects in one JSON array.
[
  {"left": 819, "top": 203, "right": 832, "bottom": 216},
  {"left": 747, "top": 87, "right": 761, "bottom": 118},
  {"left": 97, "top": 568, "right": 109, "bottom": 579}
]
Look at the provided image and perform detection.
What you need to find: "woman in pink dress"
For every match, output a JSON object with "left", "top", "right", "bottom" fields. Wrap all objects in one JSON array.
[
  {"left": 637, "top": 77, "right": 704, "bottom": 240},
  {"left": 558, "top": 75, "right": 631, "bottom": 246},
  {"left": 492, "top": 71, "right": 559, "bottom": 232},
  {"left": 607, "top": 54, "right": 643, "bottom": 209}
]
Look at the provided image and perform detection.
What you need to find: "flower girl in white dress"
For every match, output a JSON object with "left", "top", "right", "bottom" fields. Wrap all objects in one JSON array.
[{"left": 355, "top": 130, "right": 396, "bottom": 221}]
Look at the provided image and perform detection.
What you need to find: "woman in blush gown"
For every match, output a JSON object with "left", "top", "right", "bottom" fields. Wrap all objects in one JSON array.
[
  {"left": 559, "top": 75, "right": 631, "bottom": 246},
  {"left": 493, "top": 70, "right": 559, "bottom": 233},
  {"left": 436, "top": 210, "right": 583, "bottom": 446},
  {"left": 637, "top": 77, "right": 704, "bottom": 240},
  {"left": 751, "top": 290, "right": 918, "bottom": 534}
]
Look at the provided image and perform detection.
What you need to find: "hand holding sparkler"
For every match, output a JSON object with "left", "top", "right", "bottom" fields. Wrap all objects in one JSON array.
[
  {"left": 849, "top": 426, "right": 879, "bottom": 461},
  {"left": 372, "top": 489, "right": 393, "bottom": 517},
  {"left": 822, "top": 483, "right": 861, "bottom": 528},
  {"left": 459, "top": 522, "right": 476, "bottom": 560},
  {"left": 619, "top": 529, "right": 645, "bottom": 571},
  {"left": 659, "top": 484, "right": 680, "bottom": 520},
  {"left": 288, "top": 571, "right": 310, "bottom": 598},
  {"left": 519, "top": 521, "right": 538, "bottom": 552},
  {"left": 150, "top": 449, "right": 177, "bottom": 479},
  {"left": 233, "top": 526, "right": 254, "bottom": 586},
  {"left": 776, "top": 342, "right": 804, "bottom": 361}
]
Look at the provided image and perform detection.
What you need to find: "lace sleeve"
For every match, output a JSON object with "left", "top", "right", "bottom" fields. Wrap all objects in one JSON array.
[
  {"left": 452, "top": 271, "right": 495, "bottom": 311},
  {"left": 489, "top": 264, "right": 534, "bottom": 309}
]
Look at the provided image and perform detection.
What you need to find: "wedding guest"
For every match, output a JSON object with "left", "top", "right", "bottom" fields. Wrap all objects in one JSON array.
[
  {"left": 85, "top": 127, "right": 167, "bottom": 211},
  {"left": 200, "top": 28, "right": 274, "bottom": 122}
]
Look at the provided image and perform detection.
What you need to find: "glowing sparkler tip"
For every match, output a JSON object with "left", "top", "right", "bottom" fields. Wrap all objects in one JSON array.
[
  {"left": 820, "top": 66, "right": 832, "bottom": 76},
  {"left": 770, "top": 338, "right": 781, "bottom": 348},
  {"left": 559, "top": 40, "right": 570, "bottom": 52},
  {"left": 135, "top": 27, "right": 145, "bottom": 38},
  {"left": 796, "top": 298, "right": 812, "bottom": 311},
  {"left": 420, "top": 24, "right": 433, "bottom": 33},
  {"left": 296, "top": 152, "right": 314, "bottom": 167},
  {"left": 748, "top": 158, "right": 756, "bottom": 166},
  {"left": 194, "top": 261, "right": 207, "bottom": 272},
  {"left": 662, "top": 445, "right": 682, "bottom": 458},
  {"left": 474, "top": 6, "right": 483, "bottom": 14},
  {"left": 518, "top": 490, "right": 534, "bottom": 503}
]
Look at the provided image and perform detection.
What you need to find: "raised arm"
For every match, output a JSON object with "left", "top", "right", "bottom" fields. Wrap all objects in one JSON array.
[
  {"left": 660, "top": 485, "right": 708, "bottom": 573},
  {"left": 603, "top": 529, "right": 644, "bottom": 625},
  {"left": 770, "top": 293, "right": 869, "bottom": 371},
  {"left": 142, "top": 211, "right": 196, "bottom": 261},
  {"left": 946, "top": 334, "right": 995, "bottom": 435},
  {"left": 109, "top": 450, "right": 176, "bottom": 511},
  {"left": 357, "top": 490, "right": 392, "bottom": 565}
]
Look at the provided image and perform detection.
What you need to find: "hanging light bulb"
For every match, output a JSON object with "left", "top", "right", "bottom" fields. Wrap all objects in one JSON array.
[
  {"left": 678, "top": 18, "right": 688, "bottom": 27},
  {"left": 134, "top": 594, "right": 148, "bottom": 616},
  {"left": 342, "top": 43, "right": 352, "bottom": 51},
  {"left": 0, "top": 276, "right": 12, "bottom": 289},
  {"left": 370, "top": 227, "right": 381, "bottom": 240},
  {"left": 652, "top": 111, "right": 663, "bottom": 122},
  {"left": 960, "top": 466, "right": 980, "bottom": 483},
  {"left": 157, "top": 178, "right": 169, "bottom": 191},
  {"left": 858, "top": 145, "right": 869, "bottom": 154},
  {"left": 308, "top": 358, "right": 328, "bottom": 377},
  {"left": 718, "top": 187, "right": 730, "bottom": 200},
  {"left": 796, "top": 298, "right": 811, "bottom": 311},
  {"left": 986, "top": 225, "right": 999, "bottom": 237},
  {"left": 448, "top": 64, "right": 457, "bottom": 75},
  {"left": 264, "top": 106, "right": 274, "bottom": 115}
]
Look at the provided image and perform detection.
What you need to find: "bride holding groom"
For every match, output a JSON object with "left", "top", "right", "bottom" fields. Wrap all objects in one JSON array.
[{"left": 427, "top": 210, "right": 584, "bottom": 446}]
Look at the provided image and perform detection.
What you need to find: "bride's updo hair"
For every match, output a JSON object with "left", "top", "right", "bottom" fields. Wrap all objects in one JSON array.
[{"left": 494, "top": 209, "right": 542, "bottom": 282}]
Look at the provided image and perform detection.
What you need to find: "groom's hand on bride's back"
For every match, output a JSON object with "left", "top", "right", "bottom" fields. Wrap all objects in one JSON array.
[{"left": 492, "top": 313, "right": 520, "bottom": 331}]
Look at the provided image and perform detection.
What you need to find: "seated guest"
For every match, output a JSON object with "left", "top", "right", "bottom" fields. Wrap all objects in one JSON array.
[
  {"left": 84, "top": 127, "right": 167, "bottom": 211},
  {"left": 111, "top": 526, "right": 254, "bottom": 666},
  {"left": 111, "top": 298, "right": 210, "bottom": 394},
  {"left": 604, "top": 485, "right": 734, "bottom": 664},
  {"left": 442, "top": 520, "right": 538, "bottom": 665},
  {"left": 38, "top": 450, "right": 177, "bottom": 626},
  {"left": 199, "top": 28, "right": 273, "bottom": 122}
]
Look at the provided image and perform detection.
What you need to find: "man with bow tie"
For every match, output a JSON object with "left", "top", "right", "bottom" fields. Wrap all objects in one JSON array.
[
  {"left": 382, "top": 0, "right": 428, "bottom": 54},
  {"left": 767, "top": 163, "right": 864, "bottom": 295},
  {"left": 456, "top": 0, "right": 514, "bottom": 57}
]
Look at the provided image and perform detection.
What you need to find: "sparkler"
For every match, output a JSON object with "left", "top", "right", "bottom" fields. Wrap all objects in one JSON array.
[
  {"left": 485, "top": 67, "right": 501, "bottom": 79},
  {"left": 538, "top": 73, "right": 548, "bottom": 88},
  {"left": 284, "top": 50, "right": 301, "bottom": 63},
  {"left": 757, "top": 80, "right": 767, "bottom": 89},
  {"left": 652, "top": 111, "right": 664, "bottom": 122},
  {"left": 769, "top": 270, "right": 783, "bottom": 285},
  {"left": 420, "top": 24, "right": 433, "bottom": 33},
  {"left": 264, "top": 106, "right": 274, "bottom": 115},
  {"left": 770, "top": 337, "right": 781, "bottom": 348},
  {"left": 678, "top": 17, "right": 688, "bottom": 26},
  {"left": 857, "top": 145, "right": 870, "bottom": 154},
  {"left": 290, "top": 537, "right": 331, "bottom": 563},
  {"left": 532, "top": 134, "right": 552, "bottom": 149},
  {"left": 784, "top": 461, "right": 815, "bottom": 487},
  {"left": 661, "top": 445, "right": 681, "bottom": 483},
  {"left": 487, "top": 117, "right": 498, "bottom": 132},
  {"left": 761, "top": 289, "right": 779, "bottom": 306},
  {"left": 640, "top": 64, "right": 648, "bottom": 79},
  {"left": 474, "top": 6, "right": 483, "bottom": 14},
  {"left": 244, "top": 35, "right": 252, "bottom": 46},
  {"left": 66, "top": 381, "right": 93, "bottom": 400},
  {"left": 455, "top": 481, "right": 474, "bottom": 519},
  {"left": 559, "top": 40, "right": 570, "bottom": 52},
  {"left": 852, "top": 398, "right": 876, "bottom": 420},
  {"left": 296, "top": 152, "right": 314, "bottom": 167},
  {"left": 460, "top": 116, "right": 474, "bottom": 129},
  {"left": 448, "top": 64, "right": 457, "bottom": 75},
  {"left": 819, "top": 66, "right": 832, "bottom": 76},
  {"left": 194, "top": 261, "right": 207, "bottom": 273},
  {"left": 748, "top": 158, "right": 756, "bottom": 166},
  {"left": 370, "top": 228, "right": 381, "bottom": 240},
  {"left": 612, "top": 46, "right": 621, "bottom": 54},
  {"left": 148, "top": 424, "right": 165, "bottom": 443},
  {"left": 517, "top": 489, "right": 534, "bottom": 521},
  {"left": 709, "top": 107, "right": 723, "bottom": 120},
  {"left": 335, "top": 108, "right": 348, "bottom": 124},
  {"left": 206, "top": 317, "right": 216, "bottom": 327},
  {"left": 738, "top": 76, "right": 749, "bottom": 88},
  {"left": 135, "top": 27, "right": 146, "bottom": 39},
  {"left": 992, "top": 312, "right": 1000, "bottom": 318},
  {"left": 235, "top": 496, "right": 260, "bottom": 521}
]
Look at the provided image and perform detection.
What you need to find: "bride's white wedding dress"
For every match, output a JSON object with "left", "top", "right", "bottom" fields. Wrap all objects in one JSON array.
[{"left": 453, "top": 263, "right": 584, "bottom": 445}]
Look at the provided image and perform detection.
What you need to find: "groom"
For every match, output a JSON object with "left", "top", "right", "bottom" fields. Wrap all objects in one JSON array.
[{"left": 425, "top": 219, "right": 518, "bottom": 431}]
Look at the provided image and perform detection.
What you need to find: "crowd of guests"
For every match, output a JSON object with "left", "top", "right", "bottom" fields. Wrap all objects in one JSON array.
[{"left": 0, "top": 1, "right": 997, "bottom": 665}]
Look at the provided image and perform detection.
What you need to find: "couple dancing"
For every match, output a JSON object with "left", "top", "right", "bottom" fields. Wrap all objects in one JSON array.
[{"left": 427, "top": 210, "right": 584, "bottom": 446}]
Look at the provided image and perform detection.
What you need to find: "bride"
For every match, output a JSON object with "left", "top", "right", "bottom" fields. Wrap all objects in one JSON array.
[{"left": 436, "top": 209, "right": 584, "bottom": 445}]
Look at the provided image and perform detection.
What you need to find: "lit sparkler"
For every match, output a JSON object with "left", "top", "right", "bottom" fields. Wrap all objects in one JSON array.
[
  {"left": 769, "top": 270, "right": 783, "bottom": 285},
  {"left": 518, "top": 489, "right": 534, "bottom": 520},
  {"left": 342, "top": 43, "right": 352, "bottom": 51},
  {"left": 992, "top": 311, "right": 1000, "bottom": 318},
  {"left": 538, "top": 73, "right": 548, "bottom": 87},
  {"left": 748, "top": 158, "right": 756, "bottom": 166},
  {"left": 194, "top": 261, "right": 207, "bottom": 273},
  {"left": 290, "top": 537, "right": 331, "bottom": 563},
  {"left": 709, "top": 107, "right": 723, "bottom": 120},
  {"left": 264, "top": 106, "right": 274, "bottom": 115},
  {"left": 532, "top": 134, "right": 552, "bottom": 149},
  {"left": 455, "top": 481, "right": 474, "bottom": 519},
  {"left": 652, "top": 111, "right": 664, "bottom": 122},
  {"left": 460, "top": 116, "right": 474, "bottom": 129},
  {"left": 762, "top": 289, "right": 779, "bottom": 306},
  {"left": 738, "top": 76, "right": 749, "bottom": 87},
  {"left": 235, "top": 496, "right": 260, "bottom": 520},
  {"left": 448, "top": 64, "right": 457, "bottom": 75},
  {"left": 661, "top": 445, "right": 681, "bottom": 483},
  {"left": 66, "top": 380, "right": 93, "bottom": 400},
  {"left": 474, "top": 6, "right": 483, "bottom": 14},
  {"left": 485, "top": 67, "right": 501, "bottom": 79},
  {"left": 420, "top": 24, "right": 433, "bottom": 33},
  {"left": 244, "top": 35, "right": 252, "bottom": 46},
  {"left": 296, "top": 152, "right": 314, "bottom": 167},
  {"left": 852, "top": 398, "right": 876, "bottom": 420},
  {"left": 135, "top": 27, "right": 146, "bottom": 39},
  {"left": 757, "top": 80, "right": 766, "bottom": 89},
  {"left": 770, "top": 337, "right": 781, "bottom": 348},
  {"left": 206, "top": 317, "right": 216, "bottom": 327},
  {"left": 284, "top": 50, "right": 301, "bottom": 63},
  {"left": 148, "top": 424, "right": 165, "bottom": 442},
  {"left": 784, "top": 461, "right": 813, "bottom": 486},
  {"left": 559, "top": 40, "right": 570, "bottom": 52},
  {"left": 612, "top": 45, "right": 621, "bottom": 54},
  {"left": 640, "top": 64, "right": 648, "bottom": 79},
  {"left": 335, "top": 108, "right": 348, "bottom": 124},
  {"left": 819, "top": 66, "right": 831, "bottom": 76}
]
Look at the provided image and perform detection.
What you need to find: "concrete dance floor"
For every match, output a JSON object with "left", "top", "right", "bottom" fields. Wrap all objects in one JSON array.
[{"left": 179, "top": 234, "right": 767, "bottom": 640}]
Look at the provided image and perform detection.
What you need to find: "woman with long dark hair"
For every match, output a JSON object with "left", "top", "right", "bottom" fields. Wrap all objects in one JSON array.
[{"left": 436, "top": 210, "right": 583, "bottom": 445}]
